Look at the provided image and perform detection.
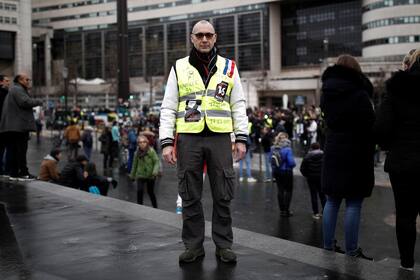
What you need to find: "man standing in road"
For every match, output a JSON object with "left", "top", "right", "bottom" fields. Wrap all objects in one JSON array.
[
  {"left": 0, "top": 73, "right": 42, "bottom": 181},
  {"left": 0, "top": 75, "right": 10, "bottom": 176},
  {"left": 160, "top": 20, "right": 248, "bottom": 263}
]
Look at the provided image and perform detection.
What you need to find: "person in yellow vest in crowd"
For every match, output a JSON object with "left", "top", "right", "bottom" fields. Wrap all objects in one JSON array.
[
  {"left": 238, "top": 121, "right": 257, "bottom": 183},
  {"left": 160, "top": 20, "right": 248, "bottom": 264}
]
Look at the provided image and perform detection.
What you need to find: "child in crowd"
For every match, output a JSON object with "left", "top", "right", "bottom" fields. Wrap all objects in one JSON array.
[{"left": 129, "top": 135, "right": 160, "bottom": 208}]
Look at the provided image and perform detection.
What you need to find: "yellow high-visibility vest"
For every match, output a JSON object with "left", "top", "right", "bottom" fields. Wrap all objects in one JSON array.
[{"left": 175, "top": 55, "right": 235, "bottom": 133}]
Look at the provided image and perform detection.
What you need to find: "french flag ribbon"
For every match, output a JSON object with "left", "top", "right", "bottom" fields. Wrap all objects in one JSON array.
[{"left": 223, "top": 59, "right": 236, "bottom": 78}]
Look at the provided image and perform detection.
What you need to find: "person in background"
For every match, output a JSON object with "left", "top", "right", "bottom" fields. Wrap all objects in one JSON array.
[
  {"left": 99, "top": 126, "right": 112, "bottom": 170},
  {"left": 320, "top": 54, "right": 375, "bottom": 260},
  {"left": 239, "top": 121, "right": 257, "bottom": 183},
  {"left": 64, "top": 120, "right": 81, "bottom": 160},
  {"left": 83, "top": 162, "right": 117, "bottom": 196},
  {"left": 0, "top": 74, "right": 10, "bottom": 177},
  {"left": 127, "top": 125, "right": 138, "bottom": 173},
  {"left": 59, "top": 155, "right": 89, "bottom": 189},
  {"left": 300, "top": 142, "right": 326, "bottom": 220},
  {"left": 0, "top": 73, "right": 42, "bottom": 181},
  {"left": 374, "top": 49, "right": 420, "bottom": 271},
  {"left": 81, "top": 126, "right": 94, "bottom": 160},
  {"left": 401, "top": 49, "right": 416, "bottom": 71},
  {"left": 271, "top": 132, "right": 296, "bottom": 217},
  {"left": 130, "top": 135, "right": 160, "bottom": 208},
  {"left": 111, "top": 121, "right": 120, "bottom": 167},
  {"left": 39, "top": 148, "right": 61, "bottom": 183},
  {"left": 261, "top": 127, "right": 274, "bottom": 182}
]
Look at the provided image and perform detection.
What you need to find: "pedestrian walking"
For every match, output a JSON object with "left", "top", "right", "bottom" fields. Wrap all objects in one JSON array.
[
  {"left": 0, "top": 74, "right": 10, "bottom": 177},
  {"left": 374, "top": 49, "right": 420, "bottom": 271},
  {"left": 271, "top": 132, "right": 296, "bottom": 217},
  {"left": 81, "top": 126, "right": 94, "bottom": 160},
  {"left": 99, "top": 126, "right": 112, "bottom": 169},
  {"left": 239, "top": 121, "right": 257, "bottom": 183},
  {"left": 159, "top": 20, "right": 248, "bottom": 263},
  {"left": 320, "top": 55, "right": 375, "bottom": 260},
  {"left": 300, "top": 142, "right": 326, "bottom": 219},
  {"left": 129, "top": 135, "right": 159, "bottom": 208},
  {"left": 110, "top": 121, "right": 120, "bottom": 168},
  {"left": 64, "top": 120, "right": 81, "bottom": 160},
  {"left": 261, "top": 127, "right": 274, "bottom": 182},
  {"left": 127, "top": 125, "right": 138, "bottom": 173},
  {"left": 38, "top": 148, "right": 61, "bottom": 183},
  {"left": 0, "top": 73, "right": 42, "bottom": 181}
]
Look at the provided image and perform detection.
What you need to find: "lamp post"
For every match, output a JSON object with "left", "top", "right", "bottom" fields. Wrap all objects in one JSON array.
[
  {"left": 62, "top": 67, "right": 68, "bottom": 112},
  {"left": 117, "top": 0, "right": 129, "bottom": 102}
]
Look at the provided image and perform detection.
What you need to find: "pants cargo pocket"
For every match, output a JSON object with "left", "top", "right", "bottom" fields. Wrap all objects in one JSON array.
[
  {"left": 222, "top": 168, "right": 236, "bottom": 201},
  {"left": 178, "top": 171, "right": 191, "bottom": 201}
]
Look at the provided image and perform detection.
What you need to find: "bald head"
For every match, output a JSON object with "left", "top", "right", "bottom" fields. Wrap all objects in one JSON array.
[
  {"left": 191, "top": 20, "right": 217, "bottom": 54},
  {"left": 14, "top": 73, "right": 31, "bottom": 90},
  {"left": 192, "top": 20, "right": 215, "bottom": 34}
]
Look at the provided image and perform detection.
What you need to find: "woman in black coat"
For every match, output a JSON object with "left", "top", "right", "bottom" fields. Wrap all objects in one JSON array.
[
  {"left": 320, "top": 55, "right": 375, "bottom": 259},
  {"left": 99, "top": 126, "right": 112, "bottom": 169},
  {"left": 374, "top": 49, "right": 420, "bottom": 271}
]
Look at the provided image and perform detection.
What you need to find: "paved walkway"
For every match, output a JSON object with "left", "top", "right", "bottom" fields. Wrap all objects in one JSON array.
[{"left": 1, "top": 180, "right": 418, "bottom": 280}]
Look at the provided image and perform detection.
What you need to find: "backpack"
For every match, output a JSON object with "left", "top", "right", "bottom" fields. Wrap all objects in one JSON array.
[{"left": 271, "top": 147, "right": 283, "bottom": 173}]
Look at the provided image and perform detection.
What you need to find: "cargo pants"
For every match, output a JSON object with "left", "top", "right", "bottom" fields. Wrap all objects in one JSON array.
[{"left": 177, "top": 133, "right": 235, "bottom": 250}]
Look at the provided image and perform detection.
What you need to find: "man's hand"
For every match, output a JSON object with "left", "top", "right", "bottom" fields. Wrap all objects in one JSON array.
[
  {"left": 233, "top": 142, "right": 246, "bottom": 162},
  {"left": 162, "top": 146, "right": 177, "bottom": 165}
]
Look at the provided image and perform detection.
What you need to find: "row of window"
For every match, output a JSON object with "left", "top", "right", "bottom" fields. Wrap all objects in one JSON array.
[
  {"left": 0, "top": 16, "right": 17, "bottom": 24},
  {"left": 364, "top": 34, "right": 420, "bottom": 47},
  {"left": 363, "top": 0, "right": 420, "bottom": 12},
  {"left": 32, "top": 0, "right": 115, "bottom": 13},
  {"left": 0, "top": 2, "right": 17, "bottom": 11},
  {"left": 33, "top": 0, "right": 213, "bottom": 14},
  {"left": 33, "top": 10, "right": 116, "bottom": 25},
  {"left": 46, "top": 8, "right": 268, "bottom": 80},
  {"left": 32, "top": 1, "right": 218, "bottom": 26},
  {"left": 363, "top": 15, "right": 420, "bottom": 30}
]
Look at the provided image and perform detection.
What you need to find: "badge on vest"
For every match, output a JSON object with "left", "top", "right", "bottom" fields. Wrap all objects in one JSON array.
[
  {"left": 215, "top": 81, "right": 228, "bottom": 102},
  {"left": 184, "top": 99, "right": 202, "bottom": 122}
]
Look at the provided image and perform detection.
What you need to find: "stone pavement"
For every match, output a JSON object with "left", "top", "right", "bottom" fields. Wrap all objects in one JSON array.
[{"left": 1, "top": 180, "right": 419, "bottom": 280}]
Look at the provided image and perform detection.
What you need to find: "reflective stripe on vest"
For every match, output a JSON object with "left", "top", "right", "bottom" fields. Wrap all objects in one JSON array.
[{"left": 175, "top": 55, "right": 235, "bottom": 133}]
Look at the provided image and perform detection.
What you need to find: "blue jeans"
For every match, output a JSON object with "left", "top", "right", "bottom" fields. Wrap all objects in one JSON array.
[
  {"left": 264, "top": 152, "right": 271, "bottom": 180},
  {"left": 323, "top": 196, "right": 363, "bottom": 255},
  {"left": 239, "top": 150, "right": 252, "bottom": 178}
]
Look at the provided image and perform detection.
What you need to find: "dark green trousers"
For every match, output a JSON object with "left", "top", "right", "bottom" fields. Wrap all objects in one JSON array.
[{"left": 177, "top": 133, "right": 235, "bottom": 249}]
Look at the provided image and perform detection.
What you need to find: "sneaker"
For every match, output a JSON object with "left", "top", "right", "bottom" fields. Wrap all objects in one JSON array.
[
  {"left": 179, "top": 247, "right": 205, "bottom": 263},
  {"left": 280, "top": 210, "right": 294, "bottom": 217},
  {"left": 215, "top": 247, "right": 237, "bottom": 263},
  {"left": 400, "top": 266, "right": 414, "bottom": 271},
  {"left": 312, "top": 213, "right": 322, "bottom": 220},
  {"left": 349, "top": 248, "right": 373, "bottom": 261},
  {"left": 9, "top": 176, "right": 18, "bottom": 181},
  {"left": 239, "top": 177, "right": 244, "bottom": 182},
  {"left": 263, "top": 178, "right": 272, "bottom": 183},
  {"left": 176, "top": 206, "right": 182, "bottom": 215},
  {"left": 247, "top": 177, "right": 257, "bottom": 183},
  {"left": 18, "top": 174, "right": 37, "bottom": 182}
]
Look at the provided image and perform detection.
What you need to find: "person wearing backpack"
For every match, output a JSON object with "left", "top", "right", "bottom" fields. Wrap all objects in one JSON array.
[
  {"left": 300, "top": 142, "right": 326, "bottom": 219},
  {"left": 271, "top": 132, "right": 296, "bottom": 217},
  {"left": 81, "top": 126, "right": 94, "bottom": 160},
  {"left": 64, "top": 120, "right": 81, "bottom": 160}
]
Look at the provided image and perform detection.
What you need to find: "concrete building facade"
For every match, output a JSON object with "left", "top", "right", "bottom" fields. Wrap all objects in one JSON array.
[
  {"left": 30, "top": 0, "right": 420, "bottom": 109},
  {"left": 0, "top": 0, "right": 32, "bottom": 77}
]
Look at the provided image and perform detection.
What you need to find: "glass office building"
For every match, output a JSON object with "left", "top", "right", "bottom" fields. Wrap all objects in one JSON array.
[{"left": 281, "top": 0, "right": 362, "bottom": 66}]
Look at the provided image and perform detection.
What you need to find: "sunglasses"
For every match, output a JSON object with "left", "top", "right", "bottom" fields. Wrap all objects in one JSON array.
[{"left": 192, "top": 32, "right": 215, "bottom": 40}]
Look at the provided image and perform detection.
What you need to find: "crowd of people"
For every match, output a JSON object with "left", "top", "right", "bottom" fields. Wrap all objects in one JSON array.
[{"left": 1, "top": 38, "right": 419, "bottom": 269}]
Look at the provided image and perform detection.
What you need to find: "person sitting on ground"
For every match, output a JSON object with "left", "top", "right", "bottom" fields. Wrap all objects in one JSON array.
[
  {"left": 300, "top": 142, "right": 326, "bottom": 220},
  {"left": 82, "top": 162, "right": 117, "bottom": 196},
  {"left": 38, "top": 148, "right": 61, "bottom": 183},
  {"left": 59, "top": 155, "right": 88, "bottom": 189}
]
